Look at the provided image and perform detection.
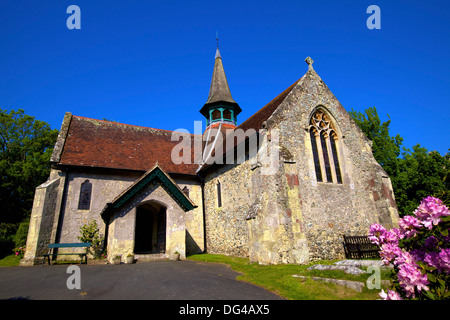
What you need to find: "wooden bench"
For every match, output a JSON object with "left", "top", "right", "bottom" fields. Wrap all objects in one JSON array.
[
  {"left": 42, "top": 243, "right": 91, "bottom": 265},
  {"left": 342, "top": 235, "right": 379, "bottom": 259}
]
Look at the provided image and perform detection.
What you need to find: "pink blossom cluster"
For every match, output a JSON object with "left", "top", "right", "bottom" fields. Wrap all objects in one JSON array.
[
  {"left": 369, "top": 222, "right": 430, "bottom": 299},
  {"left": 368, "top": 196, "right": 450, "bottom": 300},
  {"left": 413, "top": 196, "right": 450, "bottom": 229},
  {"left": 379, "top": 289, "right": 402, "bottom": 300}
]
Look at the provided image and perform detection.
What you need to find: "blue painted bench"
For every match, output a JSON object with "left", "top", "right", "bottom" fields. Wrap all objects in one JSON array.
[{"left": 42, "top": 243, "right": 91, "bottom": 265}]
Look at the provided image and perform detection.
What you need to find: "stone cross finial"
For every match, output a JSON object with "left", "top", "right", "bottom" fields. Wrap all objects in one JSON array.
[{"left": 305, "top": 56, "right": 314, "bottom": 71}]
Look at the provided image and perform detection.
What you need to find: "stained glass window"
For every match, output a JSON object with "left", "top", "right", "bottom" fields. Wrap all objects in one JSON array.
[{"left": 78, "top": 180, "right": 92, "bottom": 210}]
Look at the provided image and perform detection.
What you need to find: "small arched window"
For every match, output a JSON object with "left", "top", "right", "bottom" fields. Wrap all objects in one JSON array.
[
  {"left": 212, "top": 109, "right": 221, "bottom": 121},
  {"left": 217, "top": 181, "right": 222, "bottom": 208},
  {"left": 78, "top": 180, "right": 92, "bottom": 210},
  {"left": 309, "top": 109, "right": 343, "bottom": 184},
  {"left": 223, "top": 109, "right": 232, "bottom": 120}
]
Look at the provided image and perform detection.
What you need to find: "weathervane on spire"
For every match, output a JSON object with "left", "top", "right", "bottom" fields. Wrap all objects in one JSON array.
[{"left": 216, "top": 31, "right": 219, "bottom": 49}]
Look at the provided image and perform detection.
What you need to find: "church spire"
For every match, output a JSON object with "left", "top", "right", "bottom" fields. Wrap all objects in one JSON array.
[
  {"left": 200, "top": 42, "right": 241, "bottom": 128},
  {"left": 205, "top": 48, "right": 236, "bottom": 105}
]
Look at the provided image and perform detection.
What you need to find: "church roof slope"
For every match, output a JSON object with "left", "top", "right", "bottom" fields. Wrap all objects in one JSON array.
[
  {"left": 57, "top": 115, "right": 200, "bottom": 176},
  {"left": 238, "top": 77, "right": 301, "bottom": 132}
]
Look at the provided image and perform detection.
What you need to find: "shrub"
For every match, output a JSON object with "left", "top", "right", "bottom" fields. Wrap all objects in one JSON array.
[
  {"left": 369, "top": 196, "right": 450, "bottom": 300},
  {"left": 14, "top": 219, "right": 29, "bottom": 248},
  {"left": 13, "top": 246, "right": 25, "bottom": 258},
  {"left": 78, "top": 220, "right": 104, "bottom": 259}
]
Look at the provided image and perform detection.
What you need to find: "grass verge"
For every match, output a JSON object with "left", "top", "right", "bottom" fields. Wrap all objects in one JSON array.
[
  {"left": 187, "top": 253, "right": 392, "bottom": 300},
  {"left": 0, "top": 254, "right": 22, "bottom": 267}
]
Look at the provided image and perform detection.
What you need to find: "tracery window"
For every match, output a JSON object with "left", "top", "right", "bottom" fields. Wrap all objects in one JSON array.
[
  {"left": 78, "top": 180, "right": 92, "bottom": 210},
  {"left": 309, "top": 109, "right": 343, "bottom": 184}
]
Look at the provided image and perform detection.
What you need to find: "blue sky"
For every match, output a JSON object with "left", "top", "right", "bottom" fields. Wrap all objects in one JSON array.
[{"left": 0, "top": 0, "right": 448, "bottom": 155}]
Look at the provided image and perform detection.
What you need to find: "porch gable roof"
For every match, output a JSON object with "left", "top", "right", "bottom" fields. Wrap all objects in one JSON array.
[{"left": 101, "top": 164, "right": 196, "bottom": 220}]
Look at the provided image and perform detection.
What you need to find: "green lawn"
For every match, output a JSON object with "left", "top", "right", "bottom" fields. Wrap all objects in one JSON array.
[
  {"left": 187, "top": 253, "right": 392, "bottom": 300},
  {"left": 0, "top": 254, "right": 22, "bottom": 267}
]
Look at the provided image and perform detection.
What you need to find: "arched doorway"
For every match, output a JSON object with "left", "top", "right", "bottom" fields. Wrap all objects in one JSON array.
[{"left": 134, "top": 201, "right": 166, "bottom": 254}]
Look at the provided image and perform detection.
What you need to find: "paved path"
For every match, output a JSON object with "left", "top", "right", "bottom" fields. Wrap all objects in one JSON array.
[{"left": 0, "top": 260, "right": 284, "bottom": 300}]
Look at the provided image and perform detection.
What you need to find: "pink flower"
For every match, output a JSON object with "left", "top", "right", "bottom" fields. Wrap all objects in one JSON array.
[
  {"left": 399, "top": 215, "right": 422, "bottom": 238},
  {"left": 426, "top": 249, "right": 450, "bottom": 274},
  {"left": 380, "top": 242, "right": 401, "bottom": 265},
  {"left": 385, "top": 229, "right": 401, "bottom": 244},
  {"left": 394, "top": 249, "right": 414, "bottom": 266},
  {"left": 414, "top": 196, "right": 450, "bottom": 228},
  {"left": 439, "top": 248, "right": 450, "bottom": 264},
  {"left": 368, "top": 223, "right": 387, "bottom": 246},
  {"left": 397, "top": 261, "right": 429, "bottom": 298},
  {"left": 400, "top": 215, "right": 422, "bottom": 229},
  {"left": 379, "top": 289, "right": 402, "bottom": 300}
]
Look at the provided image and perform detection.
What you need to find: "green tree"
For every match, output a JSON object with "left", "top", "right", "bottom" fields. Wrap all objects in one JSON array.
[
  {"left": 349, "top": 106, "right": 403, "bottom": 177},
  {"left": 0, "top": 109, "right": 58, "bottom": 256},
  {"left": 395, "top": 145, "right": 449, "bottom": 215},
  {"left": 350, "top": 106, "right": 449, "bottom": 216}
]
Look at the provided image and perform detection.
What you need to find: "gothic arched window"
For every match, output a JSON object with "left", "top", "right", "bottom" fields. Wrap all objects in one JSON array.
[
  {"left": 320, "top": 132, "right": 333, "bottom": 183},
  {"left": 309, "top": 109, "right": 343, "bottom": 184},
  {"left": 78, "top": 180, "right": 92, "bottom": 210},
  {"left": 309, "top": 128, "right": 323, "bottom": 182},
  {"left": 330, "top": 131, "right": 343, "bottom": 184}
]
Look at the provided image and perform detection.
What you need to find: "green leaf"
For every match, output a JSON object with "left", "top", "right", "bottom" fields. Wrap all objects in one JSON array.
[
  {"left": 441, "top": 228, "right": 448, "bottom": 236},
  {"left": 427, "top": 273, "right": 436, "bottom": 283},
  {"left": 424, "top": 291, "right": 436, "bottom": 300}
]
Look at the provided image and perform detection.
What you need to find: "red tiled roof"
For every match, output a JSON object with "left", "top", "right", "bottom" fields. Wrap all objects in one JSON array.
[
  {"left": 238, "top": 78, "right": 300, "bottom": 132},
  {"left": 58, "top": 77, "right": 302, "bottom": 175},
  {"left": 58, "top": 116, "right": 201, "bottom": 175}
]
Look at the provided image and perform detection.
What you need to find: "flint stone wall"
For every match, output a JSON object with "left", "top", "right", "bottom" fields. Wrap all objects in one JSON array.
[{"left": 203, "top": 69, "right": 398, "bottom": 264}]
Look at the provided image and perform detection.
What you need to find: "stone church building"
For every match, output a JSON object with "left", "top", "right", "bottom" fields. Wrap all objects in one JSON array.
[{"left": 22, "top": 48, "right": 399, "bottom": 265}]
